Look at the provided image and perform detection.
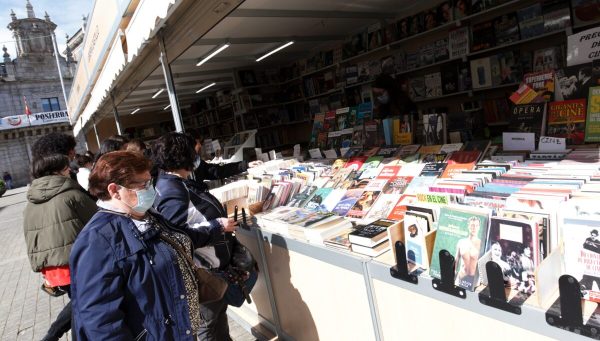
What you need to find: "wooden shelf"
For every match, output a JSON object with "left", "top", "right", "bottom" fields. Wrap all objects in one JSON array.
[{"left": 467, "top": 28, "right": 569, "bottom": 58}]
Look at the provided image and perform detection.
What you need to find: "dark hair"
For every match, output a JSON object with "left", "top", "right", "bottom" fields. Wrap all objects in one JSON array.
[
  {"left": 150, "top": 132, "right": 196, "bottom": 172},
  {"left": 99, "top": 135, "right": 130, "bottom": 155},
  {"left": 372, "top": 74, "right": 416, "bottom": 119},
  {"left": 31, "top": 132, "right": 76, "bottom": 158},
  {"left": 88, "top": 151, "right": 152, "bottom": 200},
  {"left": 592, "top": 229, "right": 598, "bottom": 236},
  {"left": 76, "top": 154, "right": 93, "bottom": 167},
  {"left": 186, "top": 128, "right": 203, "bottom": 142},
  {"left": 31, "top": 153, "right": 69, "bottom": 179},
  {"left": 124, "top": 139, "right": 147, "bottom": 153}
]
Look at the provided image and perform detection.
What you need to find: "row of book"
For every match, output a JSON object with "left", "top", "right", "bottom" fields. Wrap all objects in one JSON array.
[{"left": 236, "top": 144, "right": 600, "bottom": 302}]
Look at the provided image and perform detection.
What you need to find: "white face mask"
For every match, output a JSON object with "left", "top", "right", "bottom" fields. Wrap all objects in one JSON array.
[{"left": 120, "top": 182, "right": 156, "bottom": 214}]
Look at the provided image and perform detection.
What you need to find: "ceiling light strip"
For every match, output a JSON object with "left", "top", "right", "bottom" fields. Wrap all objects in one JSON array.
[
  {"left": 152, "top": 88, "right": 165, "bottom": 98},
  {"left": 197, "top": 43, "right": 230, "bottom": 66},
  {"left": 196, "top": 82, "right": 216, "bottom": 93},
  {"left": 256, "top": 41, "right": 294, "bottom": 62},
  {"left": 130, "top": 108, "right": 141, "bottom": 115}
]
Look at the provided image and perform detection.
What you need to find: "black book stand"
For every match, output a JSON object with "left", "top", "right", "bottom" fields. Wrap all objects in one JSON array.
[
  {"left": 389, "top": 241, "right": 418, "bottom": 284},
  {"left": 432, "top": 250, "right": 466, "bottom": 299},
  {"left": 546, "top": 275, "right": 600, "bottom": 339},
  {"left": 478, "top": 261, "right": 523, "bottom": 315}
]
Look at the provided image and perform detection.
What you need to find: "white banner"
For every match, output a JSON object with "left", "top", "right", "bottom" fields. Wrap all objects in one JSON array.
[
  {"left": 0, "top": 111, "right": 70, "bottom": 131},
  {"left": 0, "top": 115, "right": 29, "bottom": 130},
  {"left": 567, "top": 27, "right": 600, "bottom": 66},
  {"left": 29, "top": 110, "right": 70, "bottom": 126}
]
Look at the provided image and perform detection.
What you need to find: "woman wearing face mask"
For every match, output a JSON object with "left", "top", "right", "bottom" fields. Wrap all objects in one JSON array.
[
  {"left": 372, "top": 74, "right": 417, "bottom": 120},
  {"left": 152, "top": 132, "right": 256, "bottom": 341},
  {"left": 23, "top": 153, "right": 97, "bottom": 341},
  {"left": 70, "top": 151, "right": 224, "bottom": 340}
]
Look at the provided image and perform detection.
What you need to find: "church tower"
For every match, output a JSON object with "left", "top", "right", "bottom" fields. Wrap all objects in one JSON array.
[{"left": 7, "top": 0, "right": 56, "bottom": 57}]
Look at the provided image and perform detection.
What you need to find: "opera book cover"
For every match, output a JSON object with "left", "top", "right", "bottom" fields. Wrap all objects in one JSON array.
[{"left": 508, "top": 103, "right": 546, "bottom": 138}]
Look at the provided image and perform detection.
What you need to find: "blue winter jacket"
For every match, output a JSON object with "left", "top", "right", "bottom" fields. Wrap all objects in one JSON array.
[{"left": 70, "top": 209, "right": 219, "bottom": 340}]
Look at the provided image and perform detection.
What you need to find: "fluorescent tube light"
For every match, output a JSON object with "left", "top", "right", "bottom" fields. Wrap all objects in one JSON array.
[
  {"left": 164, "top": 104, "right": 171, "bottom": 110},
  {"left": 196, "top": 82, "right": 216, "bottom": 93},
  {"left": 256, "top": 41, "right": 294, "bottom": 62},
  {"left": 196, "top": 43, "right": 230, "bottom": 66},
  {"left": 130, "top": 108, "right": 141, "bottom": 115},
  {"left": 152, "top": 88, "right": 165, "bottom": 98}
]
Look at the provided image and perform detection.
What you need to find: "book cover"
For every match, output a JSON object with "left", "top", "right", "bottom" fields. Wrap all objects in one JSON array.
[
  {"left": 524, "top": 70, "right": 555, "bottom": 102},
  {"left": 367, "top": 23, "right": 384, "bottom": 50},
  {"left": 321, "top": 189, "right": 347, "bottom": 212},
  {"left": 563, "top": 217, "right": 600, "bottom": 302},
  {"left": 346, "top": 190, "right": 381, "bottom": 218},
  {"left": 458, "top": 61, "right": 472, "bottom": 91},
  {"left": 532, "top": 46, "right": 561, "bottom": 72},
  {"left": 447, "top": 150, "right": 481, "bottom": 164},
  {"left": 409, "top": 77, "right": 426, "bottom": 100},
  {"left": 441, "top": 63, "right": 459, "bottom": 95},
  {"left": 386, "top": 194, "right": 418, "bottom": 220},
  {"left": 493, "top": 12, "right": 520, "bottom": 46},
  {"left": 471, "top": 20, "right": 496, "bottom": 52},
  {"left": 517, "top": 3, "right": 544, "bottom": 39},
  {"left": 424, "top": 9, "right": 438, "bottom": 31},
  {"left": 434, "top": 38, "right": 450, "bottom": 63},
  {"left": 332, "top": 189, "right": 363, "bottom": 216},
  {"left": 425, "top": 72, "right": 443, "bottom": 98},
  {"left": 419, "top": 163, "right": 448, "bottom": 177},
  {"left": 547, "top": 99, "right": 587, "bottom": 144},
  {"left": 485, "top": 217, "right": 538, "bottom": 293},
  {"left": 497, "top": 50, "right": 522, "bottom": 84},
  {"left": 397, "top": 17, "right": 411, "bottom": 39},
  {"left": 508, "top": 103, "right": 547, "bottom": 138},
  {"left": 382, "top": 176, "right": 414, "bottom": 195},
  {"left": 430, "top": 206, "right": 490, "bottom": 291},
  {"left": 324, "top": 226, "right": 355, "bottom": 250},
  {"left": 351, "top": 239, "right": 391, "bottom": 257},
  {"left": 422, "top": 113, "right": 447, "bottom": 145},
  {"left": 586, "top": 86, "right": 600, "bottom": 142},
  {"left": 437, "top": 1, "right": 453, "bottom": 25},
  {"left": 349, "top": 219, "right": 396, "bottom": 247},
  {"left": 305, "top": 188, "right": 334, "bottom": 212},
  {"left": 420, "top": 43, "right": 435, "bottom": 66},
  {"left": 364, "top": 193, "right": 402, "bottom": 221},
  {"left": 441, "top": 163, "right": 476, "bottom": 178},
  {"left": 287, "top": 185, "right": 318, "bottom": 208},
  {"left": 409, "top": 12, "right": 425, "bottom": 36},
  {"left": 378, "top": 165, "right": 401, "bottom": 179},
  {"left": 454, "top": 0, "right": 470, "bottom": 19},
  {"left": 571, "top": 0, "right": 600, "bottom": 28},
  {"left": 470, "top": 57, "right": 493, "bottom": 89},
  {"left": 499, "top": 210, "right": 549, "bottom": 261},
  {"left": 557, "top": 63, "right": 594, "bottom": 100},
  {"left": 344, "top": 156, "right": 368, "bottom": 171},
  {"left": 404, "top": 211, "right": 431, "bottom": 270},
  {"left": 542, "top": 0, "right": 572, "bottom": 33}
]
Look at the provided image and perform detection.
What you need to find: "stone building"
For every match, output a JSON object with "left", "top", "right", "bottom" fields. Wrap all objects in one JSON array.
[{"left": 0, "top": 1, "right": 78, "bottom": 188}]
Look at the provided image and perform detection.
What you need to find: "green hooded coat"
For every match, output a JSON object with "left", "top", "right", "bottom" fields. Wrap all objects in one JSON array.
[{"left": 23, "top": 175, "right": 97, "bottom": 272}]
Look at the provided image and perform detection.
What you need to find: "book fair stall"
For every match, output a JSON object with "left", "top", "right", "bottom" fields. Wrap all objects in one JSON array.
[{"left": 69, "top": 0, "right": 600, "bottom": 339}]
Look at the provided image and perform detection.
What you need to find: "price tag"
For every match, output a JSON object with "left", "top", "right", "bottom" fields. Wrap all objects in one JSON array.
[
  {"left": 503, "top": 132, "right": 535, "bottom": 151},
  {"left": 323, "top": 149, "right": 338, "bottom": 158},
  {"left": 538, "top": 136, "right": 566, "bottom": 152},
  {"left": 309, "top": 148, "right": 323, "bottom": 159}
]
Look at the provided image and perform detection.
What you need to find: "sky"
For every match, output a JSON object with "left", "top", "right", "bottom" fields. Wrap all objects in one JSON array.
[{"left": 0, "top": 0, "right": 94, "bottom": 58}]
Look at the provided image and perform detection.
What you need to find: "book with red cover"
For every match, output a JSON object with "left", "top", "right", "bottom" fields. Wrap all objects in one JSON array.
[
  {"left": 344, "top": 156, "right": 368, "bottom": 171},
  {"left": 386, "top": 194, "right": 418, "bottom": 221},
  {"left": 377, "top": 165, "right": 401, "bottom": 179},
  {"left": 447, "top": 151, "right": 481, "bottom": 164},
  {"left": 440, "top": 163, "right": 476, "bottom": 178},
  {"left": 547, "top": 99, "right": 587, "bottom": 145}
]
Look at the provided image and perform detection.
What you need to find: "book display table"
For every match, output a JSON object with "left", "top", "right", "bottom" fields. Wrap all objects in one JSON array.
[{"left": 229, "top": 224, "right": 587, "bottom": 341}]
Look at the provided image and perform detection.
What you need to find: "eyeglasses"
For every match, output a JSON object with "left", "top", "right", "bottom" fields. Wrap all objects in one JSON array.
[{"left": 120, "top": 178, "right": 154, "bottom": 191}]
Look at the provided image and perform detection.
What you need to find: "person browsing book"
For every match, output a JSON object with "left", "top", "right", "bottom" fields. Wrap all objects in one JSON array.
[{"left": 372, "top": 74, "right": 417, "bottom": 120}]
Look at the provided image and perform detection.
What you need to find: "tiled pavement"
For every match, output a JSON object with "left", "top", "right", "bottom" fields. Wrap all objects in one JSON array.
[{"left": 0, "top": 187, "right": 258, "bottom": 341}]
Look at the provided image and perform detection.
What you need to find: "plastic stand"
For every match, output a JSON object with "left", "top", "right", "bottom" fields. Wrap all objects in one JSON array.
[
  {"left": 431, "top": 250, "right": 466, "bottom": 299},
  {"left": 478, "top": 261, "right": 522, "bottom": 314},
  {"left": 389, "top": 241, "right": 418, "bottom": 284},
  {"left": 546, "top": 275, "right": 600, "bottom": 339}
]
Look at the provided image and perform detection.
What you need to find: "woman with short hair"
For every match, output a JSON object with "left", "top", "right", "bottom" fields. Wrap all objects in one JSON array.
[
  {"left": 151, "top": 132, "right": 256, "bottom": 341},
  {"left": 23, "top": 153, "right": 97, "bottom": 341},
  {"left": 70, "top": 151, "right": 225, "bottom": 340}
]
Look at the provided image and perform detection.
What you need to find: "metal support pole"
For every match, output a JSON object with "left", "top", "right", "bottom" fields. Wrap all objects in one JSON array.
[
  {"left": 92, "top": 120, "right": 101, "bottom": 148},
  {"left": 158, "top": 32, "right": 184, "bottom": 132},
  {"left": 110, "top": 92, "right": 123, "bottom": 135},
  {"left": 50, "top": 32, "right": 69, "bottom": 112}
]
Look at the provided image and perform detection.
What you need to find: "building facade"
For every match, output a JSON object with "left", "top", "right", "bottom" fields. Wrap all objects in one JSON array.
[{"left": 0, "top": 1, "right": 78, "bottom": 187}]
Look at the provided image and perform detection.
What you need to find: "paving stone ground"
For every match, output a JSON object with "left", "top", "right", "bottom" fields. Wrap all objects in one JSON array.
[{"left": 0, "top": 187, "right": 257, "bottom": 341}]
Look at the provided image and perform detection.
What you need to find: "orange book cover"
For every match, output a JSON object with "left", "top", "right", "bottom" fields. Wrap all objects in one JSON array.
[{"left": 440, "top": 163, "right": 475, "bottom": 178}]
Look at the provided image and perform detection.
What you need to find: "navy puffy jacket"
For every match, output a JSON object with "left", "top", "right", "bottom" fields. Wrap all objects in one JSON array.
[{"left": 70, "top": 210, "right": 214, "bottom": 340}]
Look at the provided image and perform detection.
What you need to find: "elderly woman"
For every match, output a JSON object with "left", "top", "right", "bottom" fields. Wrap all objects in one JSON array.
[
  {"left": 69, "top": 151, "right": 225, "bottom": 340},
  {"left": 151, "top": 132, "right": 256, "bottom": 341}
]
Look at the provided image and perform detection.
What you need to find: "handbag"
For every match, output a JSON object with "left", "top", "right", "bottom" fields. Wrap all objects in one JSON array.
[{"left": 159, "top": 233, "right": 228, "bottom": 305}]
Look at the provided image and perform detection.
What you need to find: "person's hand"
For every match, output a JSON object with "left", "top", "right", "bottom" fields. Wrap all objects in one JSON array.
[
  {"left": 248, "top": 160, "right": 263, "bottom": 168},
  {"left": 217, "top": 217, "right": 238, "bottom": 233}
]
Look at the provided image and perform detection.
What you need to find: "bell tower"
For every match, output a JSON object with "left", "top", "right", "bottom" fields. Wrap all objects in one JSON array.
[{"left": 7, "top": 1, "right": 57, "bottom": 57}]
